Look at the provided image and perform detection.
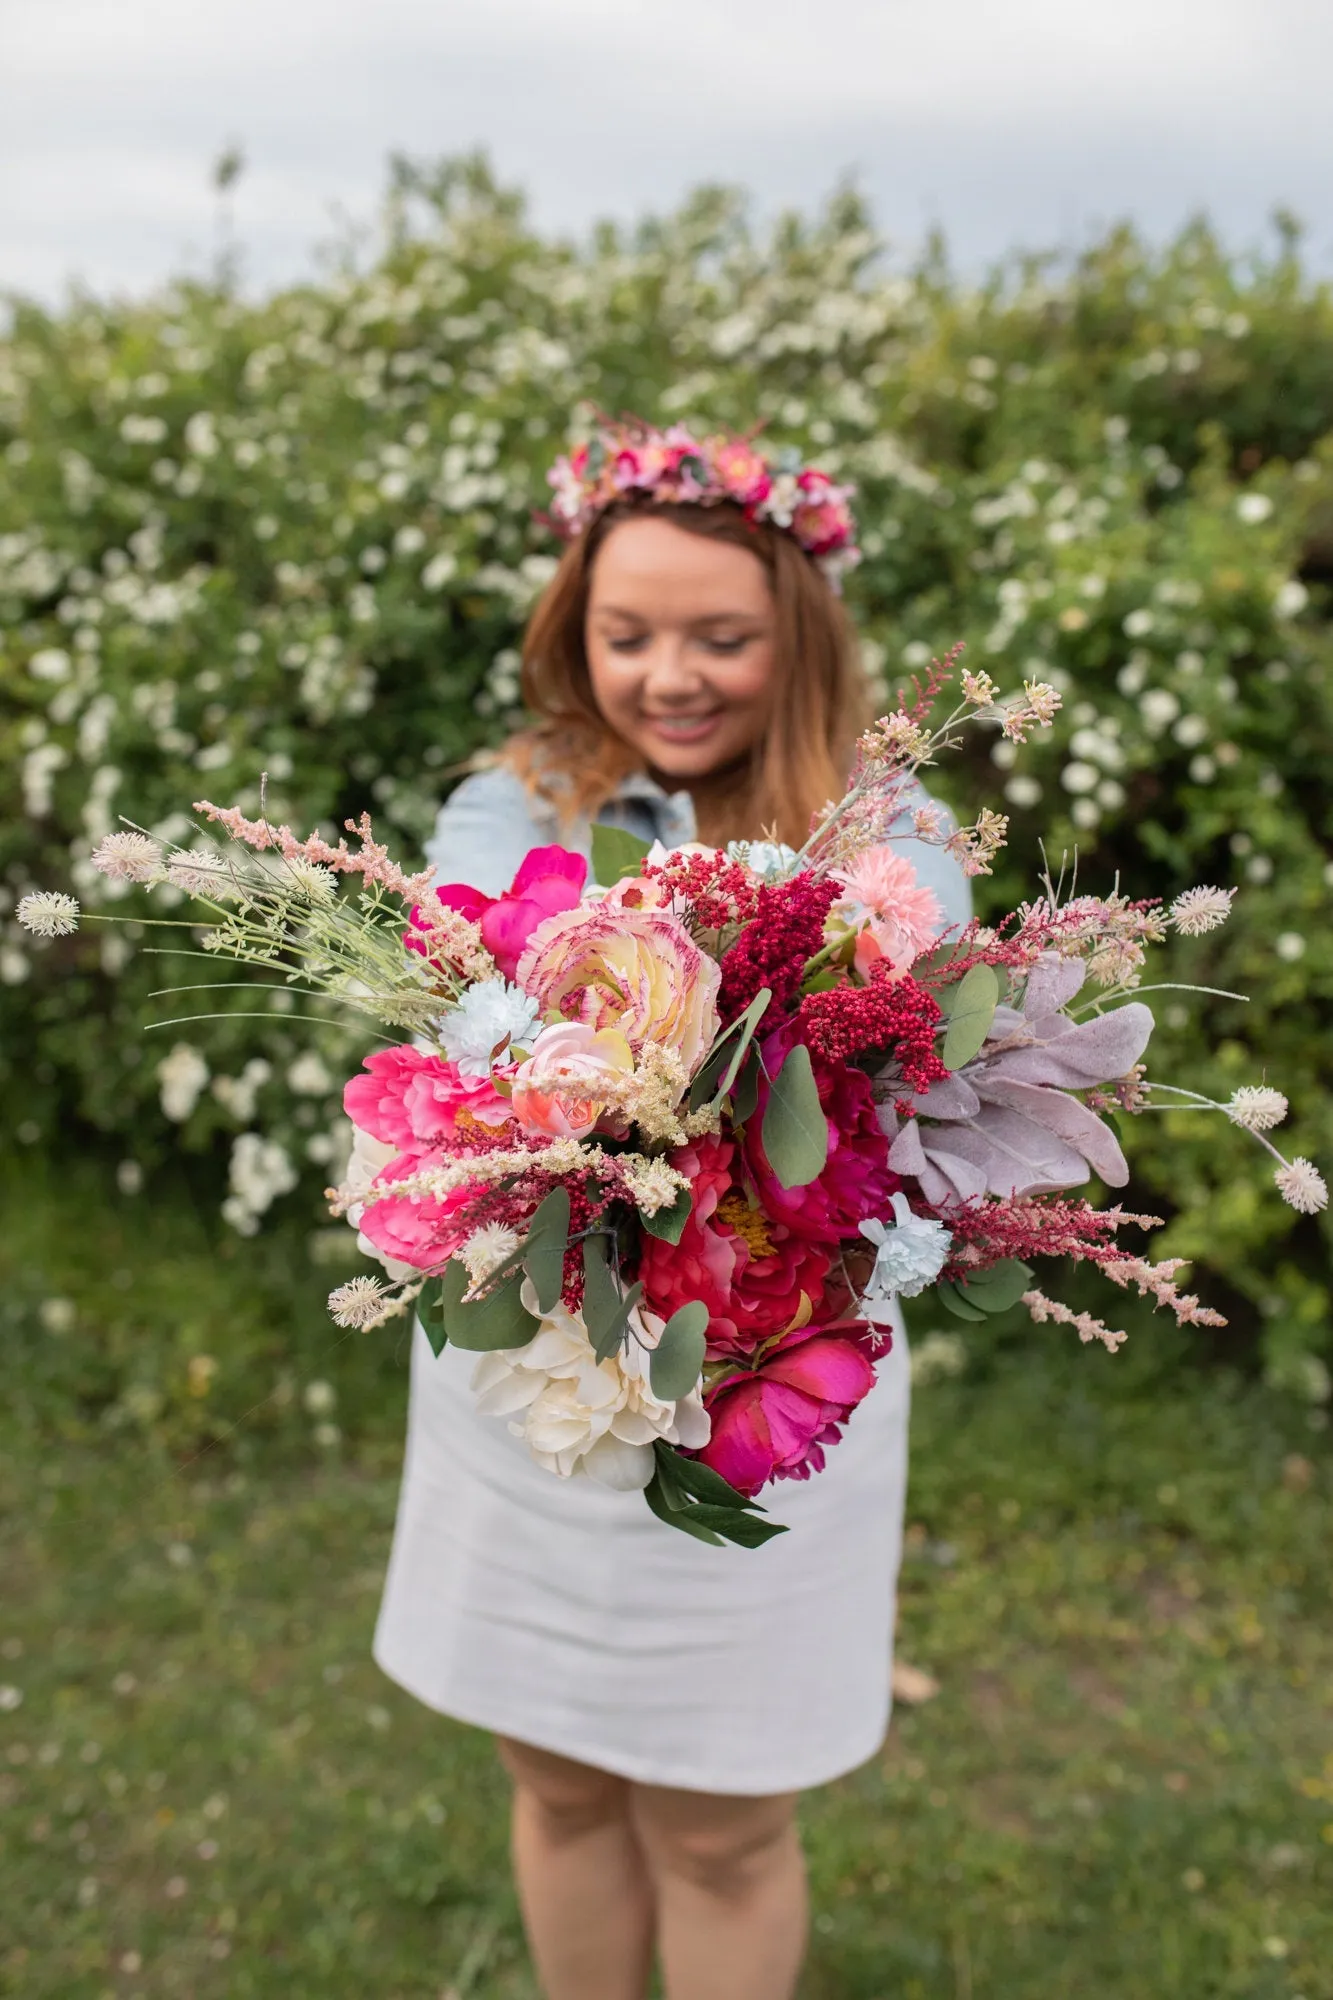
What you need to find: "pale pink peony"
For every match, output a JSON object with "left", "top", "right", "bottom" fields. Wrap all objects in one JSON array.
[
  {"left": 511, "top": 1022, "right": 635, "bottom": 1140},
  {"left": 827, "top": 845, "right": 943, "bottom": 979},
  {"left": 517, "top": 903, "right": 721, "bottom": 1074}
]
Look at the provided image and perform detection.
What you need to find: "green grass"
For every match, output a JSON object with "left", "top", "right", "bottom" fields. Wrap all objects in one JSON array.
[{"left": 3, "top": 1173, "right": 1332, "bottom": 1997}]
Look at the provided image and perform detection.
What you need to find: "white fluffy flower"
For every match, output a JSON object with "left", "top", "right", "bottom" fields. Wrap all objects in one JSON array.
[
  {"left": 1170, "top": 886, "right": 1235, "bottom": 935},
  {"left": 440, "top": 977, "right": 541, "bottom": 1077},
  {"left": 91, "top": 830, "right": 163, "bottom": 883},
  {"left": 1225, "top": 1086, "right": 1288, "bottom": 1133},
  {"left": 470, "top": 1281, "right": 710, "bottom": 1490},
  {"left": 327, "top": 1276, "right": 390, "bottom": 1328},
  {"left": 460, "top": 1224, "right": 522, "bottom": 1290},
  {"left": 17, "top": 891, "right": 80, "bottom": 937},
  {"left": 858, "top": 1193, "right": 952, "bottom": 1320},
  {"left": 1273, "top": 1158, "right": 1328, "bottom": 1215}
]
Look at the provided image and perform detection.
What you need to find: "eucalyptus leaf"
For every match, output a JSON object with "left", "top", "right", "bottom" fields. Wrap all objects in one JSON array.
[
  {"left": 761, "top": 1042, "right": 828, "bottom": 1189},
  {"left": 649, "top": 1301, "right": 709, "bottom": 1402},
  {"left": 581, "top": 1236, "right": 643, "bottom": 1361},
  {"left": 934, "top": 1278, "right": 989, "bottom": 1323},
  {"left": 419, "top": 1275, "right": 450, "bottom": 1357},
  {"left": 940, "top": 962, "right": 1001, "bottom": 1070},
  {"left": 590, "top": 823, "right": 652, "bottom": 886},
  {"left": 437, "top": 1258, "right": 540, "bottom": 1351},
  {"left": 687, "top": 987, "right": 772, "bottom": 1111},
  {"left": 959, "top": 1257, "right": 1035, "bottom": 1313},
  {"left": 730, "top": 1049, "right": 761, "bottom": 1126},
  {"left": 641, "top": 1184, "right": 693, "bottom": 1244},
  {"left": 522, "top": 1185, "right": 571, "bottom": 1314}
]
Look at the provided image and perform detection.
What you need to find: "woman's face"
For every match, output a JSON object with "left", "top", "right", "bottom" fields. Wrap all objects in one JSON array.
[{"left": 584, "top": 516, "right": 777, "bottom": 781}]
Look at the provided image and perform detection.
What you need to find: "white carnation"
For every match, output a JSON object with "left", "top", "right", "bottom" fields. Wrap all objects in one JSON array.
[
  {"left": 440, "top": 977, "right": 541, "bottom": 1077},
  {"left": 859, "top": 1193, "right": 952, "bottom": 1319}
]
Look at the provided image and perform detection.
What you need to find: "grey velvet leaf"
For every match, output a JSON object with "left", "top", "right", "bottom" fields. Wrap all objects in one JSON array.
[{"left": 1021, "top": 952, "right": 1086, "bottom": 1019}]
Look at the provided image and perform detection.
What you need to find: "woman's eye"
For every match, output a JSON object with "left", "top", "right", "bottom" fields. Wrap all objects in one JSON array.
[
  {"left": 701, "top": 635, "right": 749, "bottom": 656},
  {"left": 607, "top": 634, "right": 649, "bottom": 654}
]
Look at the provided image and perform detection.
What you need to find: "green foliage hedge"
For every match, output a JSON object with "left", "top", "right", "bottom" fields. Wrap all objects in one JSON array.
[{"left": 3, "top": 156, "right": 1330, "bottom": 1385}]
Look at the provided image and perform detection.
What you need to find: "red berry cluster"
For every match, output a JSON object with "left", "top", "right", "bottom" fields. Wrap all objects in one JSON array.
[
  {"left": 795, "top": 967, "right": 949, "bottom": 1093},
  {"left": 639, "top": 851, "right": 762, "bottom": 931},
  {"left": 718, "top": 875, "right": 842, "bottom": 1021}
]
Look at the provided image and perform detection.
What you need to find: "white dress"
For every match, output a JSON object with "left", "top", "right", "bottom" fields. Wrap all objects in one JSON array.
[{"left": 373, "top": 765, "right": 972, "bottom": 1795}]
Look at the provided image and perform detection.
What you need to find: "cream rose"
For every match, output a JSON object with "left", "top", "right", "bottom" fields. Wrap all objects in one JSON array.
[{"left": 516, "top": 903, "right": 721, "bottom": 1074}]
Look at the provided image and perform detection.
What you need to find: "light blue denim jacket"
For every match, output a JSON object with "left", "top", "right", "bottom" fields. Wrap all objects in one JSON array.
[{"left": 424, "top": 762, "right": 973, "bottom": 931}]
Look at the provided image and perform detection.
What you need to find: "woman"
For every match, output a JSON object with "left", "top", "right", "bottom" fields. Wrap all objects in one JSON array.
[{"left": 374, "top": 424, "right": 971, "bottom": 2000}]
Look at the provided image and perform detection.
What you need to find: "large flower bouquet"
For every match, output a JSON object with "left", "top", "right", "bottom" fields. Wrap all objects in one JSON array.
[{"left": 22, "top": 655, "right": 1325, "bottom": 1547}]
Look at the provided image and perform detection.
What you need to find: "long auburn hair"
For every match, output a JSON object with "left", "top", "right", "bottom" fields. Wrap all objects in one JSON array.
[{"left": 503, "top": 500, "right": 870, "bottom": 849}]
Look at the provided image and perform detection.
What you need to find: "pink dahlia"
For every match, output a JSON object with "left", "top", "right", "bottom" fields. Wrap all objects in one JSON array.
[
  {"left": 828, "top": 845, "right": 943, "bottom": 978},
  {"left": 414, "top": 844, "right": 588, "bottom": 983},
  {"left": 743, "top": 1030, "right": 900, "bottom": 1244},
  {"left": 695, "top": 1320, "right": 880, "bottom": 1497},
  {"left": 637, "top": 1133, "right": 832, "bottom": 1358}
]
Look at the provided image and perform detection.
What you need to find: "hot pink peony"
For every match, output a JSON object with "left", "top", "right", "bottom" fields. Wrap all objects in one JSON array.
[
  {"left": 827, "top": 845, "right": 942, "bottom": 979},
  {"left": 415, "top": 845, "right": 588, "bottom": 982},
  {"left": 517, "top": 902, "right": 721, "bottom": 1073},
  {"left": 743, "top": 1031, "right": 900, "bottom": 1244},
  {"left": 511, "top": 1021, "right": 635, "bottom": 1140},
  {"left": 694, "top": 1321, "right": 880, "bottom": 1496},
  {"left": 638, "top": 1133, "right": 832, "bottom": 1357},
  {"left": 344, "top": 1047, "right": 511, "bottom": 1154}
]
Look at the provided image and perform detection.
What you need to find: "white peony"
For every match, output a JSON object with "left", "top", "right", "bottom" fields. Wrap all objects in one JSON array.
[
  {"left": 471, "top": 1280, "right": 710, "bottom": 1490},
  {"left": 344, "top": 1123, "right": 416, "bottom": 1279}
]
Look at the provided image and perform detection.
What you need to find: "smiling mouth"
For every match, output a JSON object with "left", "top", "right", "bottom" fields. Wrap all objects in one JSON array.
[{"left": 641, "top": 711, "right": 723, "bottom": 739}]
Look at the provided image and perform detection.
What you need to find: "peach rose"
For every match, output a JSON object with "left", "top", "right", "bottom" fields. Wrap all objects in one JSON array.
[
  {"left": 511, "top": 1022, "right": 635, "bottom": 1140},
  {"left": 517, "top": 903, "right": 721, "bottom": 1074}
]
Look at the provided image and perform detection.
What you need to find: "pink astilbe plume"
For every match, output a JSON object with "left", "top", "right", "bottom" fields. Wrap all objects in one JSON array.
[
  {"left": 1020, "top": 1287, "right": 1127, "bottom": 1353},
  {"left": 1098, "top": 1256, "right": 1226, "bottom": 1328},
  {"left": 193, "top": 802, "right": 435, "bottom": 902}
]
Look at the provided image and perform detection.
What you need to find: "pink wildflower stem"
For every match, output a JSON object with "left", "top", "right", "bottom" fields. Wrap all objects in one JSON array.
[{"left": 193, "top": 802, "right": 435, "bottom": 902}]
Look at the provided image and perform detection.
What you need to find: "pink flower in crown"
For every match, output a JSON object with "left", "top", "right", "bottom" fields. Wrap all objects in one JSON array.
[
  {"left": 711, "top": 438, "right": 772, "bottom": 508},
  {"left": 791, "top": 470, "right": 855, "bottom": 556},
  {"left": 418, "top": 844, "right": 588, "bottom": 983},
  {"left": 827, "top": 845, "right": 943, "bottom": 980},
  {"left": 511, "top": 1021, "right": 635, "bottom": 1140},
  {"left": 344, "top": 1047, "right": 511, "bottom": 1154}
]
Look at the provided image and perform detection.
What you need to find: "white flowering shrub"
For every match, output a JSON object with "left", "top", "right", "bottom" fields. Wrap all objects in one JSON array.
[{"left": 2, "top": 161, "right": 1329, "bottom": 1378}]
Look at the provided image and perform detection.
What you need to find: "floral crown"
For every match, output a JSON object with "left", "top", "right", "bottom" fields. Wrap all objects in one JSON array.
[{"left": 543, "top": 417, "right": 861, "bottom": 590}]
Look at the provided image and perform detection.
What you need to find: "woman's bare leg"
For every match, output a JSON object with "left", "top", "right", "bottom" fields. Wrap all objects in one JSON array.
[
  {"left": 496, "top": 1737, "right": 655, "bottom": 2000},
  {"left": 630, "top": 1783, "right": 807, "bottom": 2000}
]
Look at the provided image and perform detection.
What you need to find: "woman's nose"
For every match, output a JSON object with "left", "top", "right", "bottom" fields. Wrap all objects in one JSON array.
[{"left": 640, "top": 635, "right": 704, "bottom": 699}]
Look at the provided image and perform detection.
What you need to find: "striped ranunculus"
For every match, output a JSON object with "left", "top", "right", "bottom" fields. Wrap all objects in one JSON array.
[{"left": 516, "top": 903, "right": 721, "bottom": 1076}]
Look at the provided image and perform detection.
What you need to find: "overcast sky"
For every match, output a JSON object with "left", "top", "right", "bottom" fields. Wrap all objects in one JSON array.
[{"left": 3, "top": 0, "right": 1331, "bottom": 304}]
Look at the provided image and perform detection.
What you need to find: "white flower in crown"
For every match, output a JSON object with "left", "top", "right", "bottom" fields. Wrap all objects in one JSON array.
[
  {"left": 858, "top": 1192, "right": 952, "bottom": 1321},
  {"left": 440, "top": 977, "right": 541, "bottom": 1077}
]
